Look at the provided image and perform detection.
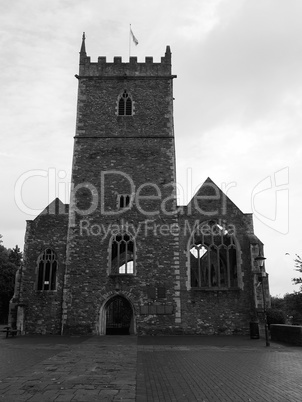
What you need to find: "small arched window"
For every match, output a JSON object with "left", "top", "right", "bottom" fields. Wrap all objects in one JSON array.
[
  {"left": 118, "top": 90, "right": 133, "bottom": 116},
  {"left": 190, "top": 223, "right": 238, "bottom": 289},
  {"left": 110, "top": 233, "right": 135, "bottom": 274},
  {"left": 117, "top": 194, "right": 131, "bottom": 210},
  {"left": 37, "top": 249, "right": 57, "bottom": 291}
]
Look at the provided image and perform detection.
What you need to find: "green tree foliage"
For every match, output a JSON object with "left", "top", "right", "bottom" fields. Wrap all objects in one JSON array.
[
  {"left": 271, "top": 296, "right": 286, "bottom": 311},
  {"left": 293, "top": 254, "right": 302, "bottom": 289},
  {"left": 282, "top": 254, "right": 302, "bottom": 324},
  {"left": 271, "top": 293, "right": 302, "bottom": 325},
  {"left": 266, "top": 308, "right": 286, "bottom": 328},
  {"left": 284, "top": 292, "right": 302, "bottom": 325},
  {"left": 0, "top": 236, "right": 22, "bottom": 323},
  {"left": 8, "top": 245, "right": 22, "bottom": 267}
]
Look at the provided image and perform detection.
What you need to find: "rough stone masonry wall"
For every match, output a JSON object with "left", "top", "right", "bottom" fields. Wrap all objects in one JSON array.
[
  {"left": 63, "top": 135, "right": 180, "bottom": 335},
  {"left": 21, "top": 211, "right": 68, "bottom": 334},
  {"left": 181, "top": 290, "right": 249, "bottom": 335},
  {"left": 63, "top": 58, "right": 179, "bottom": 334},
  {"left": 75, "top": 77, "right": 174, "bottom": 139},
  {"left": 177, "top": 179, "right": 256, "bottom": 335}
]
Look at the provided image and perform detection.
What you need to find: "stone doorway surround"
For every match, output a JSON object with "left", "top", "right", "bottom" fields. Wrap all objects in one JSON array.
[{"left": 98, "top": 293, "right": 136, "bottom": 335}]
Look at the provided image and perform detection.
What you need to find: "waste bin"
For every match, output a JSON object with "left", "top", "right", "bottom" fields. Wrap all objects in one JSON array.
[{"left": 250, "top": 322, "right": 259, "bottom": 339}]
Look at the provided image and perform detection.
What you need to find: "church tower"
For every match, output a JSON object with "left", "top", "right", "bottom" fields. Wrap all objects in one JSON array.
[
  {"left": 16, "top": 35, "right": 269, "bottom": 337},
  {"left": 62, "top": 34, "right": 181, "bottom": 334}
]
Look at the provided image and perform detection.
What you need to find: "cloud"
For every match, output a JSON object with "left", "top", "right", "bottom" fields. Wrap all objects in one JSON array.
[{"left": 174, "top": 0, "right": 302, "bottom": 135}]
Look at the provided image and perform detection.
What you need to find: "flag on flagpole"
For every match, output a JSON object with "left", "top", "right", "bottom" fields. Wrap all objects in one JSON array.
[{"left": 130, "top": 27, "right": 139, "bottom": 46}]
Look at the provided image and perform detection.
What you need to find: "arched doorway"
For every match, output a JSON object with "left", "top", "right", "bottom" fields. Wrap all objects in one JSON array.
[{"left": 105, "top": 296, "right": 133, "bottom": 335}]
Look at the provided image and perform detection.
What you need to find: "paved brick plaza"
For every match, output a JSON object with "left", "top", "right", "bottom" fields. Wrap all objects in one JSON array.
[{"left": 1, "top": 334, "right": 302, "bottom": 401}]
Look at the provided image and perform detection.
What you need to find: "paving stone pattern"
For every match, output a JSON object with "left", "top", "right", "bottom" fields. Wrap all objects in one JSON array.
[
  {"left": 0, "top": 336, "right": 136, "bottom": 402},
  {"left": 1, "top": 335, "right": 302, "bottom": 401},
  {"left": 137, "top": 346, "right": 302, "bottom": 401}
]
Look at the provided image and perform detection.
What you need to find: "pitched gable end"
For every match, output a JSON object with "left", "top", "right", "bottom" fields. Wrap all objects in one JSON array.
[
  {"left": 36, "top": 198, "right": 69, "bottom": 219},
  {"left": 187, "top": 177, "right": 244, "bottom": 217}
]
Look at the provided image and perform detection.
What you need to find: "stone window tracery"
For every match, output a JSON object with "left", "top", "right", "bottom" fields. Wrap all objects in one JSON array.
[
  {"left": 118, "top": 90, "right": 133, "bottom": 116},
  {"left": 190, "top": 223, "right": 238, "bottom": 289},
  {"left": 37, "top": 249, "right": 57, "bottom": 291},
  {"left": 110, "top": 233, "right": 135, "bottom": 275},
  {"left": 117, "top": 194, "right": 131, "bottom": 210}
]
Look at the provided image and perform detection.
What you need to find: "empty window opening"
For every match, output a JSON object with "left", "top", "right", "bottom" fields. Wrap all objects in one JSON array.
[
  {"left": 119, "top": 260, "right": 134, "bottom": 274},
  {"left": 118, "top": 90, "right": 133, "bottom": 116},
  {"left": 111, "top": 233, "right": 135, "bottom": 275},
  {"left": 118, "top": 194, "right": 131, "bottom": 210},
  {"left": 190, "top": 223, "right": 238, "bottom": 288},
  {"left": 37, "top": 249, "right": 57, "bottom": 291}
]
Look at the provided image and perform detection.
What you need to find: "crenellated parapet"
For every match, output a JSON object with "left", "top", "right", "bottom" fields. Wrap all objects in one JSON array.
[{"left": 78, "top": 32, "right": 173, "bottom": 78}]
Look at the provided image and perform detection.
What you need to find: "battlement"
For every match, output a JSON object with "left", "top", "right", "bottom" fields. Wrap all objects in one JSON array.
[{"left": 78, "top": 33, "right": 172, "bottom": 77}]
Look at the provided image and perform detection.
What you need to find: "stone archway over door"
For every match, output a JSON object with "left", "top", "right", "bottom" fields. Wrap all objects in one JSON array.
[
  {"left": 98, "top": 294, "right": 136, "bottom": 335},
  {"left": 105, "top": 296, "right": 134, "bottom": 335}
]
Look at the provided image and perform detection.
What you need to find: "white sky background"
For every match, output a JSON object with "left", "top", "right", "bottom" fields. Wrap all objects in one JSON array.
[{"left": 1, "top": 0, "right": 301, "bottom": 296}]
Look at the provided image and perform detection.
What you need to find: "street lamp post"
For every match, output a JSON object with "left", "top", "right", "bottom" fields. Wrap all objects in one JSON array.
[{"left": 255, "top": 252, "right": 270, "bottom": 347}]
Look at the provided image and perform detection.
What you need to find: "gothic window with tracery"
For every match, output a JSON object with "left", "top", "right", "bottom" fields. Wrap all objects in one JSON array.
[
  {"left": 37, "top": 249, "right": 57, "bottom": 291},
  {"left": 110, "top": 233, "right": 135, "bottom": 274},
  {"left": 118, "top": 90, "right": 133, "bottom": 116},
  {"left": 190, "top": 223, "right": 238, "bottom": 288}
]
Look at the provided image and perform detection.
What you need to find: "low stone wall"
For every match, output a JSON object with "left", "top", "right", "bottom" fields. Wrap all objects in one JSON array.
[{"left": 270, "top": 324, "right": 302, "bottom": 346}]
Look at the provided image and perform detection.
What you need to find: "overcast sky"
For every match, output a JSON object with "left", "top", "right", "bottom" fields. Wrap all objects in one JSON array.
[{"left": 1, "top": 0, "right": 302, "bottom": 296}]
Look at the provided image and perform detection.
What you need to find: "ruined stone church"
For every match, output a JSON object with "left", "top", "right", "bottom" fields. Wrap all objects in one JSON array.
[{"left": 12, "top": 35, "right": 270, "bottom": 336}]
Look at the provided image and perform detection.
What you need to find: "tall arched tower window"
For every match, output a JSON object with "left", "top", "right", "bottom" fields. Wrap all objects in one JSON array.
[
  {"left": 189, "top": 223, "right": 238, "bottom": 289},
  {"left": 110, "top": 233, "right": 135, "bottom": 274},
  {"left": 37, "top": 249, "right": 57, "bottom": 291},
  {"left": 118, "top": 90, "right": 133, "bottom": 116}
]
